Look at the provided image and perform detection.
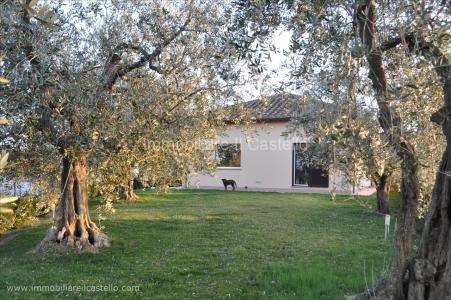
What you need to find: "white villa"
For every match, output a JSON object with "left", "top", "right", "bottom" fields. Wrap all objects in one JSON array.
[{"left": 188, "top": 94, "right": 374, "bottom": 195}]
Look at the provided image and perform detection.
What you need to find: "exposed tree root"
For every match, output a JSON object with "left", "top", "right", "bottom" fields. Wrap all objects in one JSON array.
[{"left": 35, "top": 154, "right": 111, "bottom": 252}]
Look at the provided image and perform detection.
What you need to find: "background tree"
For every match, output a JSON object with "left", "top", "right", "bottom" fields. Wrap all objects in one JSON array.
[{"left": 286, "top": 73, "right": 396, "bottom": 212}]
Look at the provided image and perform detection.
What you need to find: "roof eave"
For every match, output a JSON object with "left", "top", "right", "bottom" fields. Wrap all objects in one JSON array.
[{"left": 224, "top": 117, "right": 291, "bottom": 124}]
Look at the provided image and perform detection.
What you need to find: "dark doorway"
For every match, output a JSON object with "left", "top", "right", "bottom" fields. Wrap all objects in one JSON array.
[
  {"left": 292, "top": 143, "right": 329, "bottom": 188},
  {"left": 308, "top": 168, "right": 329, "bottom": 187}
]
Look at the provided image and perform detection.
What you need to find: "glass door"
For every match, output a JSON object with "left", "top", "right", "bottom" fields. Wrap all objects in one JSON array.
[{"left": 293, "top": 143, "right": 309, "bottom": 185}]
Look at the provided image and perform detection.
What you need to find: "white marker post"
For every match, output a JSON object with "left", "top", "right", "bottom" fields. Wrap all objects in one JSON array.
[{"left": 384, "top": 214, "right": 391, "bottom": 240}]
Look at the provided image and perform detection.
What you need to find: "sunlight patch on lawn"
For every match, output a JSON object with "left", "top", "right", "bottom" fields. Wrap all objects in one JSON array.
[{"left": 113, "top": 211, "right": 225, "bottom": 222}]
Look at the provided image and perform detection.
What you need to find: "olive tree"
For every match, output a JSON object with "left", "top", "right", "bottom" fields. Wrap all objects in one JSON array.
[
  {"left": 229, "top": 0, "right": 449, "bottom": 297},
  {"left": 1, "top": 0, "right": 241, "bottom": 250}
]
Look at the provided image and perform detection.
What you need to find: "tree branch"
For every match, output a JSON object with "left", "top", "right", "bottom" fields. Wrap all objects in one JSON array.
[
  {"left": 377, "top": 31, "right": 450, "bottom": 126},
  {"left": 102, "top": 12, "right": 192, "bottom": 91}
]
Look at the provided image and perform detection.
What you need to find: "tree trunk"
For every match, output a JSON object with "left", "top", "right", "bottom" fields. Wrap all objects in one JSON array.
[
  {"left": 120, "top": 166, "right": 138, "bottom": 202},
  {"left": 330, "top": 141, "right": 337, "bottom": 202},
  {"left": 36, "top": 153, "right": 110, "bottom": 251},
  {"left": 354, "top": 2, "right": 450, "bottom": 297},
  {"left": 392, "top": 149, "right": 419, "bottom": 298},
  {"left": 376, "top": 173, "right": 390, "bottom": 215},
  {"left": 120, "top": 178, "right": 138, "bottom": 202},
  {"left": 405, "top": 146, "right": 451, "bottom": 299},
  {"left": 356, "top": 2, "right": 420, "bottom": 298},
  {"left": 403, "top": 43, "right": 451, "bottom": 300}
]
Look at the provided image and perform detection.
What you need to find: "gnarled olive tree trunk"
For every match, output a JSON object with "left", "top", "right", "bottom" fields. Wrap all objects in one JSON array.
[
  {"left": 37, "top": 153, "right": 110, "bottom": 250},
  {"left": 356, "top": 3, "right": 419, "bottom": 298},
  {"left": 375, "top": 172, "right": 391, "bottom": 215},
  {"left": 391, "top": 145, "right": 419, "bottom": 298},
  {"left": 120, "top": 178, "right": 138, "bottom": 202},
  {"left": 403, "top": 43, "right": 451, "bottom": 300},
  {"left": 119, "top": 166, "right": 138, "bottom": 202},
  {"left": 356, "top": 1, "right": 450, "bottom": 298},
  {"left": 406, "top": 143, "right": 451, "bottom": 299}
]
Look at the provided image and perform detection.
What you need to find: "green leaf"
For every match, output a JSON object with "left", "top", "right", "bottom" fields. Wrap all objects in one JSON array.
[
  {"left": 351, "top": 45, "right": 364, "bottom": 58},
  {"left": 0, "top": 76, "right": 10, "bottom": 84},
  {"left": 406, "top": 83, "right": 419, "bottom": 89}
]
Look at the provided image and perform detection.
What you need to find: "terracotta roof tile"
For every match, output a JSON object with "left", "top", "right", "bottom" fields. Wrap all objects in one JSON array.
[{"left": 227, "top": 93, "right": 305, "bottom": 122}]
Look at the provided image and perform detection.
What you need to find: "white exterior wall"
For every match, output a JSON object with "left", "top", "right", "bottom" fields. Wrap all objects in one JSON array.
[
  {"left": 0, "top": 179, "right": 33, "bottom": 196},
  {"left": 188, "top": 121, "right": 373, "bottom": 194}
]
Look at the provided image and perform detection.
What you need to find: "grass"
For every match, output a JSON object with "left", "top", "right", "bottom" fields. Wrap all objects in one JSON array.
[{"left": 0, "top": 190, "right": 397, "bottom": 299}]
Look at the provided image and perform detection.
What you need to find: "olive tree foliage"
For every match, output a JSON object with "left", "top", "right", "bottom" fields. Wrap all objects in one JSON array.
[
  {"left": 286, "top": 51, "right": 442, "bottom": 215},
  {"left": 285, "top": 66, "right": 398, "bottom": 208},
  {"left": 0, "top": 0, "right": 243, "bottom": 250},
  {"left": 391, "top": 55, "right": 446, "bottom": 218},
  {"left": 90, "top": 73, "right": 231, "bottom": 201},
  {"left": 229, "top": 0, "right": 449, "bottom": 298},
  {"left": 0, "top": 117, "right": 19, "bottom": 233},
  {"left": 0, "top": 8, "right": 58, "bottom": 234}
]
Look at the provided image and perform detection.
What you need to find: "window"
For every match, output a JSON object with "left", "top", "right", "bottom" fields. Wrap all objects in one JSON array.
[{"left": 216, "top": 144, "right": 241, "bottom": 168}]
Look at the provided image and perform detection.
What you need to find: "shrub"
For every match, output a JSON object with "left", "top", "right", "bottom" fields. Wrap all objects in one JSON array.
[
  {"left": 0, "top": 212, "right": 15, "bottom": 235},
  {"left": 0, "top": 193, "right": 57, "bottom": 234},
  {"left": 12, "top": 195, "right": 38, "bottom": 228}
]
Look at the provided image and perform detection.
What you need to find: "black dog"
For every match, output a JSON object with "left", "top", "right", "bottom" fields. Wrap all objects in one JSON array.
[{"left": 222, "top": 179, "right": 237, "bottom": 191}]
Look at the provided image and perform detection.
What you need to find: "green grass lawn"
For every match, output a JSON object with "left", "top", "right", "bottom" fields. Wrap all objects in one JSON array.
[{"left": 0, "top": 190, "right": 396, "bottom": 299}]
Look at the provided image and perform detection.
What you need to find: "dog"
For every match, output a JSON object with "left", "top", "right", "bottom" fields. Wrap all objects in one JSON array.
[{"left": 221, "top": 179, "right": 237, "bottom": 191}]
